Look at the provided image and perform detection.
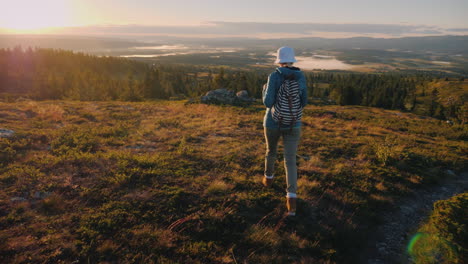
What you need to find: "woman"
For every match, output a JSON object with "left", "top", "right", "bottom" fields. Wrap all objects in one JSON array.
[{"left": 262, "top": 46, "right": 307, "bottom": 216}]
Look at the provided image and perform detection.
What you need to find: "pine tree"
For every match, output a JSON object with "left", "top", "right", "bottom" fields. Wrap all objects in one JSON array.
[{"left": 213, "top": 67, "right": 226, "bottom": 89}]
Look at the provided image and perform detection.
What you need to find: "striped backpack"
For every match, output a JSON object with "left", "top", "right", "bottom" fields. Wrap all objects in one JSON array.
[{"left": 271, "top": 73, "right": 303, "bottom": 128}]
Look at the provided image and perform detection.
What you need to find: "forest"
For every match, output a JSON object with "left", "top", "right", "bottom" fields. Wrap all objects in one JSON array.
[{"left": 1, "top": 47, "right": 466, "bottom": 123}]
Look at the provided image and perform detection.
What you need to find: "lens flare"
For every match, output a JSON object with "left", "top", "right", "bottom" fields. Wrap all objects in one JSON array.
[
  {"left": 407, "top": 232, "right": 458, "bottom": 262},
  {"left": 1, "top": 0, "right": 73, "bottom": 32},
  {"left": 407, "top": 232, "right": 425, "bottom": 256}
]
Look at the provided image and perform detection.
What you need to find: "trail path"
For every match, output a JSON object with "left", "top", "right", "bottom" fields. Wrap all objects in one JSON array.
[{"left": 364, "top": 171, "right": 468, "bottom": 264}]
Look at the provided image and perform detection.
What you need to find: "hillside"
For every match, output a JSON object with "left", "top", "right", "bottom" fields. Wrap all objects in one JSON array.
[
  {"left": 408, "top": 191, "right": 467, "bottom": 263},
  {"left": 2, "top": 48, "right": 467, "bottom": 125},
  {"left": 413, "top": 79, "right": 468, "bottom": 122},
  {"left": 0, "top": 100, "right": 466, "bottom": 263}
]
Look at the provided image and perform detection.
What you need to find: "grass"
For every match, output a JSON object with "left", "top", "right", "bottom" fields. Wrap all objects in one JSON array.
[
  {"left": 0, "top": 99, "right": 466, "bottom": 263},
  {"left": 408, "top": 192, "right": 467, "bottom": 264}
]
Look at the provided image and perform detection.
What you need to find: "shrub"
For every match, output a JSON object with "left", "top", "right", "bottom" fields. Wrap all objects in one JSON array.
[
  {"left": 50, "top": 126, "right": 101, "bottom": 155},
  {"left": 23, "top": 101, "right": 65, "bottom": 122},
  {"left": 1, "top": 164, "right": 45, "bottom": 193},
  {"left": 370, "top": 136, "right": 402, "bottom": 165},
  {"left": 0, "top": 137, "right": 31, "bottom": 165},
  {"left": 409, "top": 192, "right": 467, "bottom": 264}
]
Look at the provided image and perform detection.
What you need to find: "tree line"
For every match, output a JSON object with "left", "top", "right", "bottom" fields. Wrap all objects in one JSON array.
[
  {"left": 313, "top": 73, "right": 466, "bottom": 124},
  {"left": 0, "top": 47, "right": 465, "bottom": 123},
  {"left": 0, "top": 47, "right": 268, "bottom": 101}
]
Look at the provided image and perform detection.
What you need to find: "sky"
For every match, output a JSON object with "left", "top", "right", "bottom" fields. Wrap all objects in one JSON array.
[{"left": 1, "top": 0, "right": 468, "bottom": 38}]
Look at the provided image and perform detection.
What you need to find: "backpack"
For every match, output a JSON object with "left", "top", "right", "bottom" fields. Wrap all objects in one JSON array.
[{"left": 271, "top": 73, "right": 303, "bottom": 128}]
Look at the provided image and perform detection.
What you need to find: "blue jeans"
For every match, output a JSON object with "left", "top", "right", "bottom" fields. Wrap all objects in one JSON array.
[{"left": 264, "top": 127, "right": 301, "bottom": 195}]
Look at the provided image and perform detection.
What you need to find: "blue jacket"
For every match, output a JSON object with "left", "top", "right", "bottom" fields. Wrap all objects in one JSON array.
[{"left": 262, "top": 66, "right": 308, "bottom": 129}]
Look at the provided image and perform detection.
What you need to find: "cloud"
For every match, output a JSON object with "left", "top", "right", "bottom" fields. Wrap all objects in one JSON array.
[
  {"left": 49, "top": 22, "right": 446, "bottom": 38},
  {"left": 207, "top": 22, "right": 441, "bottom": 35},
  {"left": 446, "top": 28, "right": 468, "bottom": 32}
]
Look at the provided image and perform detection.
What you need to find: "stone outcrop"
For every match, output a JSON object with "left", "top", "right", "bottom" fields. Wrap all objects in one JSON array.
[
  {"left": 236, "top": 90, "right": 254, "bottom": 102},
  {"left": 201, "top": 88, "right": 253, "bottom": 105},
  {"left": 0, "top": 129, "right": 15, "bottom": 138}
]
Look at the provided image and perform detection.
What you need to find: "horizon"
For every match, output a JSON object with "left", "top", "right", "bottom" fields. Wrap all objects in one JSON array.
[
  {"left": 2, "top": 0, "right": 468, "bottom": 39},
  {"left": 2, "top": 32, "right": 468, "bottom": 41}
]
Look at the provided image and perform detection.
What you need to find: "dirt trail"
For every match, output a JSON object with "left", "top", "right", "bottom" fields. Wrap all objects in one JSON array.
[{"left": 363, "top": 171, "right": 468, "bottom": 264}]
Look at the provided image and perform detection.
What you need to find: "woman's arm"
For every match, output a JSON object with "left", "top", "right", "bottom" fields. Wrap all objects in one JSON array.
[{"left": 263, "top": 72, "right": 278, "bottom": 108}]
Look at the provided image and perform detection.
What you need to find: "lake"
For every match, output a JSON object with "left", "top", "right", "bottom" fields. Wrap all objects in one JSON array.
[
  {"left": 122, "top": 45, "right": 242, "bottom": 58},
  {"left": 294, "top": 55, "right": 356, "bottom": 70},
  {"left": 267, "top": 52, "right": 355, "bottom": 70},
  {"left": 121, "top": 48, "right": 357, "bottom": 70}
]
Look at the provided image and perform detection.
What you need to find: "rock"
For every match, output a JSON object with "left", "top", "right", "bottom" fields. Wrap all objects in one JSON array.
[
  {"left": 0, "top": 128, "right": 15, "bottom": 138},
  {"left": 377, "top": 242, "right": 387, "bottom": 248},
  {"left": 201, "top": 88, "right": 236, "bottom": 105},
  {"left": 122, "top": 106, "right": 135, "bottom": 110},
  {"left": 201, "top": 88, "right": 252, "bottom": 105},
  {"left": 445, "top": 170, "right": 456, "bottom": 177},
  {"left": 10, "top": 197, "right": 27, "bottom": 202},
  {"left": 378, "top": 247, "right": 387, "bottom": 254},
  {"left": 236, "top": 90, "right": 254, "bottom": 102},
  {"left": 32, "top": 191, "right": 51, "bottom": 199}
]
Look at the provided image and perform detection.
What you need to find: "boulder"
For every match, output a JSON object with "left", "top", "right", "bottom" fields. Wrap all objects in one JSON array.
[
  {"left": 201, "top": 88, "right": 255, "bottom": 105},
  {"left": 32, "top": 191, "right": 52, "bottom": 199},
  {"left": 236, "top": 90, "right": 254, "bottom": 102},
  {"left": 10, "top": 197, "right": 27, "bottom": 202},
  {"left": 0, "top": 128, "right": 15, "bottom": 138},
  {"left": 445, "top": 169, "right": 456, "bottom": 177},
  {"left": 201, "top": 88, "right": 237, "bottom": 105}
]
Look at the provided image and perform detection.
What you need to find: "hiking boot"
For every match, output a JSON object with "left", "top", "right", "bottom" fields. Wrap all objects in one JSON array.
[
  {"left": 286, "top": 197, "right": 297, "bottom": 216},
  {"left": 262, "top": 177, "right": 273, "bottom": 187}
]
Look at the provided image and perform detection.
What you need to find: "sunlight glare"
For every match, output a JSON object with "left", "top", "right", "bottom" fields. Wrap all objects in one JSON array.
[{"left": 1, "top": 0, "right": 73, "bottom": 32}]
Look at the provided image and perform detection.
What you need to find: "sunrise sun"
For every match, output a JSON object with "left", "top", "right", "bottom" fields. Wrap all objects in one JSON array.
[{"left": 1, "top": 0, "right": 73, "bottom": 32}]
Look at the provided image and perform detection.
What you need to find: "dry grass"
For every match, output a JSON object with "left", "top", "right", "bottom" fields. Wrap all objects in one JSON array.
[
  {"left": 297, "top": 178, "right": 321, "bottom": 195},
  {"left": 205, "top": 179, "right": 234, "bottom": 195},
  {"left": 0, "top": 100, "right": 466, "bottom": 263},
  {"left": 22, "top": 101, "right": 65, "bottom": 122}
]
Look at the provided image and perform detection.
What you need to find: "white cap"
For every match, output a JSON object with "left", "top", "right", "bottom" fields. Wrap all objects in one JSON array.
[{"left": 275, "top": 46, "right": 297, "bottom": 64}]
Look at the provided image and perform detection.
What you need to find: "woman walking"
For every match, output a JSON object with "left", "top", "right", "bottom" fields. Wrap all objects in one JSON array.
[{"left": 262, "top": 46, "right": 307, "bottom": 216}]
